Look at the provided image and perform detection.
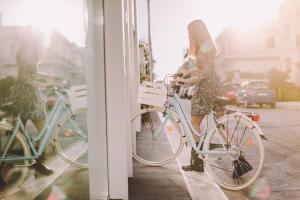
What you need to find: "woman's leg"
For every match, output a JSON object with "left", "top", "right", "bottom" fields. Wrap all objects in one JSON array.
[
  {"left": 191, "top": 115, "right": 204, "bottom": 143},
  {"left": 32, "top": 119, "right": 54, "bottom": 176},
  {"left": 182, "top": 114, "right": 205, "bottom": 172}
]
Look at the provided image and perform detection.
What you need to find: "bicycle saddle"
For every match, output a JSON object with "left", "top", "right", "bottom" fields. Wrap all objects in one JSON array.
[{"left": 214, "top": 96, "right": 230, "bottom": 105}]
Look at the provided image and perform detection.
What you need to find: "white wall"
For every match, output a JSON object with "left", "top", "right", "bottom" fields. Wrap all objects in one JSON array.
[
  {"left": 85, "top": 0, "right": 109, "bottom": 199},
  {"left": 104, "top": 0, "right": 129, "bottom": 199}
]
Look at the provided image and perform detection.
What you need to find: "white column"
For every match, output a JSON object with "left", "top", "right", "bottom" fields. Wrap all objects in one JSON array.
[
  {"left": 86, "top": 1, "right": 109, "bottom": 200},
  {"left": 104, "top": 0, "right": 129, "bottom": 199},
  {"left": 124, "top": 0, "right": 139, "bottom": 178},
  {"left": 129, "top": 0, "right": 141, "bottom": 164}
]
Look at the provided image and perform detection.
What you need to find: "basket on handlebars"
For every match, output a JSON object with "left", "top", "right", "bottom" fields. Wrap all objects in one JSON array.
[
  {"left": 67, "top": 85, "right": 87, "bottom": 111},
  {"left": 138, "top": 81, "right": 167, "bottom": 107}
]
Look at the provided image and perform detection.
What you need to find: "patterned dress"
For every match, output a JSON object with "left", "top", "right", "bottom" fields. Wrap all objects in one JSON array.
[
  {"left": 190, "top": 52, "right": 223, "bottom": 116},
  {"left": 9, "top": 63, "right": 46, "bottom": 121}
]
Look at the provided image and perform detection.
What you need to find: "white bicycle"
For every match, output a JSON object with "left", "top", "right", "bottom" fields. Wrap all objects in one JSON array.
[{"left": 131, "top": 74, "right": 266, "bottom": 190}]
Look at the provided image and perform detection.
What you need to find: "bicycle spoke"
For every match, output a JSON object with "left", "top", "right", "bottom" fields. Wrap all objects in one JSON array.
[
  {"left": 226, "top": 115, "right": 229, "bottom": 146},
  {"left": 208, "top": 164, "right": 232, "bottom": 173},
  {"left": 238, "top": 134, "right": 253, "bottom": 149},
  {"left": 204, "top": 114, "right": 264, "bottom": 190},
  {"left": 145, "top": 108, "right": 155, "bottom": 137},
  {"left": 238, "top": 126, "right": 248, "bottom": 148},
  {"left": 132, "top": 107, "right": 183, "bottom": 165},
  {"left": 228, "top": 115, "right": 241, "bottom": 146}
]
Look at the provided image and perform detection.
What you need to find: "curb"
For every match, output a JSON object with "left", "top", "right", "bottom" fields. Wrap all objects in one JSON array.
[
  {"left": 276, "top": 102, "right": 300, "bottom": 110},
  {"left": 159, "top": 115, "right": 229, "bottom": 200}
]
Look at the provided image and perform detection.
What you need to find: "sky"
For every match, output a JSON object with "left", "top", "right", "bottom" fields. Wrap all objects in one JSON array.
[
  {"left": 149, "top": 0, "right": 284, "bottom": 79},
  {"left": 0, "top": 0, "right": 86, "bottom": 46},
  {"left": 0, "top": 0, "right": 284, "bottom": 77}
]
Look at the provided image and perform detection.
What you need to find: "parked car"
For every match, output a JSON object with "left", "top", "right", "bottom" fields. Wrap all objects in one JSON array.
[
  {"left": 223, "top": 82, "right": 240, "bottom": 104},
  {"left": 236, "top": 80, "right": 276, "bottom": 108}
]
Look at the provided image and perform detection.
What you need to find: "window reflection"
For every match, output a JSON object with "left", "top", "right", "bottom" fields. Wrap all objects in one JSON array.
[{"left": 0, "top": 1, "right": 94, "bottom": 199}]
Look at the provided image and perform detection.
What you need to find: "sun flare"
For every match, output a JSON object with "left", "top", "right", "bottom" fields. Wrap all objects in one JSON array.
[{"left": 14, "top": 0, "right": 86, "bottom": 46}]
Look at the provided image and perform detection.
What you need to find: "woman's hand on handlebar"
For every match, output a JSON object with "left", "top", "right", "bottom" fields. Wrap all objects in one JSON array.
[{"left": 172, "top": 77, "right": 186, "bottom": 85}]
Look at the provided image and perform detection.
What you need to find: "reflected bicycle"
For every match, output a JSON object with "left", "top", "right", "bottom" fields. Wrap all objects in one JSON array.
[{"left": 0, "top": 83, "right": 88, "bottom": 197}]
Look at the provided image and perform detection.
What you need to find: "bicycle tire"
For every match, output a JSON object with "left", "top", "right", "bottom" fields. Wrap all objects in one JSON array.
[
  {"left": 132, "top": 107, "right": 184, "bottom": 166},
  {"left": 0, "top": 122, "right": 30, "bottom": 197},
  {"left": 203, "top": 113, "right": 265, "bottom": 190},
  {"left": 55, "top": 108, "right": 88, "bottom": 168}
]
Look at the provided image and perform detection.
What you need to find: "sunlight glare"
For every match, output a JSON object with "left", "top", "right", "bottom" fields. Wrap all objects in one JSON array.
[
  {"left": 15, "top": 0, "right": 85, "bottom": 46},
  {"left": 224, "top": 0, "right": 278, "bottom": 31}
]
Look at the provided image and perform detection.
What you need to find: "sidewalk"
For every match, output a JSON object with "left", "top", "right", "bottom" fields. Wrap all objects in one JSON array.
[
  {"left": 130, "top": 113, "right": 228, "bottom": 200},
  {"left": 276, "top": 101, "right": 300, "bottom": 110},
  {"left": 129, "top": 113, "right": 191, "bottom": 200}
]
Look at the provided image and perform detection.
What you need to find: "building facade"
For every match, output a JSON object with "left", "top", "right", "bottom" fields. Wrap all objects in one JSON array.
[
  {"left": 215, "top": 20, "right": 281, "bottom": 82},
  {"left": 278, "top": 0, "right": 300, "bottom": 86},
  {"left": 216, "top": 0, "right": 300, "bottom": 86}
]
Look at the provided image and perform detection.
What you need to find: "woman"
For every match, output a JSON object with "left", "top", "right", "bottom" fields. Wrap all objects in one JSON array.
[
  {"left": 176, "top": 20, "right": 223, "bottom": 172},
  {"left": 10, "top": 28, "right": 60, "bottom": 176}
]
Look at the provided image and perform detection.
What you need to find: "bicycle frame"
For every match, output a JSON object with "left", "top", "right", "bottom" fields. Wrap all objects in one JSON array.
[
  {"left": 0, "top": 90, "right": 87, "bottom": 162},
  {"left": 158, "top": 93, "right": 229, "bottom": 157}
]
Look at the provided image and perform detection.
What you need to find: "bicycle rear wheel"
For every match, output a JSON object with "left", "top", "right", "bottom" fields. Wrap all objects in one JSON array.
[
  {"left": 203, "top": 113, "right": 265, "bottom": 190},
  {"left": 0, "top": 122, "right": 30, "bottom": 197},
  {"left": 55, "top": 108, "right": 88, "bottom": 168},
  {"left": 131, "top": 107, "right": 184, "bottom": 166}
]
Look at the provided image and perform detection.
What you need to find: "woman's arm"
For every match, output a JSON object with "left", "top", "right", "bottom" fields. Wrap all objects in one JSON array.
[
  {"left": 176, "top": 73, "right": 207, "bottom": 85},
  {"left": 175, "top": 65, "right": 208, "bottom": 85},
  {"left": 36, "top": 72, "right": 58, "bottom": 80},
  {"left": 30, "top": 72, "right": 62, "bottom": 88}
]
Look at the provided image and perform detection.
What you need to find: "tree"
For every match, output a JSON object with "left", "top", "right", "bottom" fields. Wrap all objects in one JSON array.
[{"left": 266, "top": 67, "right": 289, "bottom": 90}]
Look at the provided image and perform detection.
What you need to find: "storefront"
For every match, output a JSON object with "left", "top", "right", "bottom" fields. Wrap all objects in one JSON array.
[{"left": 0, "top": 0, "right": 142, "bottom": 199}]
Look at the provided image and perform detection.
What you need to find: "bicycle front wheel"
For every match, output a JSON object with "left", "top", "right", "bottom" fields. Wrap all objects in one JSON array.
[
  {"left": 131, "top": 107, "right": 184, "bottom": 166},
  {"left": 203, "top": 113, "right": 265, "bottom": 190},
  {"left": 0, "top": 122, "right": 30, "bottom": 197},
  {"left": 55, "top": 108, "right": 88, "bottom": 168}
]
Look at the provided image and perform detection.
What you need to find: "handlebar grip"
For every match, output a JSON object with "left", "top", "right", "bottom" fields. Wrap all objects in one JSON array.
[
  {"left": 175, "top": 73, "right": 183, "bottom": 78},
  {"left": 183, "top": 74, "right": 191, "bottom": 79}
]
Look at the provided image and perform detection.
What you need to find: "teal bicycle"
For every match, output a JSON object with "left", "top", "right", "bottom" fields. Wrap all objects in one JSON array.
[
  {"left": 132, "top": 74, "right": 265, "bottom": 190},
  {"left": 0, "top": 83, "right": 88, "bottom": 196}
]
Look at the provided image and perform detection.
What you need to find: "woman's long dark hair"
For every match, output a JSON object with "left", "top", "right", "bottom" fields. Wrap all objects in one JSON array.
[
  {"left": 187, "top": 20, "right": 217, "bottom": 56},
  {"left": 14, "top": 27, "right": 44, "bottom": 71}
]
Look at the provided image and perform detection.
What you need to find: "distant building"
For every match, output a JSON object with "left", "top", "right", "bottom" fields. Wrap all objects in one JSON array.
[
  {"left": 0, "top": 24, "right": 85, "bottom": 84},
  {"left": 0, "top": 26, "right": 26, "bottom": 78},
  {"left": 216, "top": 0, "right": 300, "bottom": 86},
  {"left": 278, "top": 0, "right": 300, "bottom": 86},
  {"left": 215, "top": 20, "right": 281, "bottom": 83}
]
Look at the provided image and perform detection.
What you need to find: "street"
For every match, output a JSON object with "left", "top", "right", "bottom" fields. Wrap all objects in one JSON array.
[{"left": 180, "top": 99, "right": 300, "bottom": 200}]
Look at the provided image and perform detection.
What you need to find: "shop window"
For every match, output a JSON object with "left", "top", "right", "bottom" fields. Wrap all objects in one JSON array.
[{"left": 0, "top": 0, "right": 108, "bottom": 199}]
